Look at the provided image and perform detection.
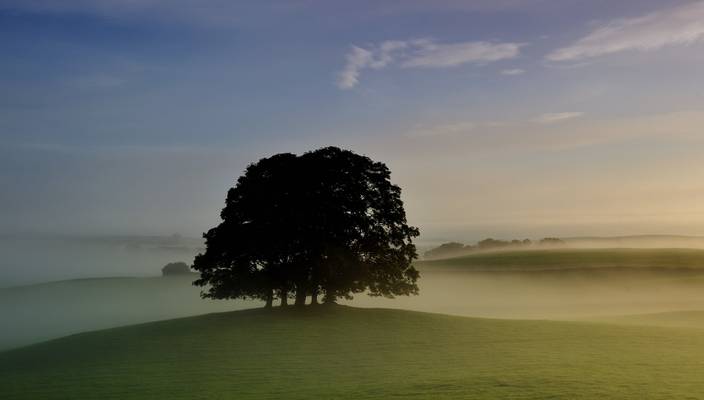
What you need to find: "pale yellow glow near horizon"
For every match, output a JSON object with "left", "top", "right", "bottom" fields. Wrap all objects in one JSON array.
[{"left": 359, "top": 109, "right": 704, "bottom": 238}]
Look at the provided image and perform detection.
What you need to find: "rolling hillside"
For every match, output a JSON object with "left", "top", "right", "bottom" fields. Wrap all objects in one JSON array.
[
  {"left": 419, "top": 248, "right": 704, "bottom": 271},
  {"left": 2, "top": 306, "right": 704, "bottom": 399}
]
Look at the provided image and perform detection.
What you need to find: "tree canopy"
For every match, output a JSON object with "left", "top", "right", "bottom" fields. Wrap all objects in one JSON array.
[
  {"left": 192, "top": 147, "right": 419, "bottom": 307},
  {"left": 161, "top": 262, "right": 192, "bottom": 276}
]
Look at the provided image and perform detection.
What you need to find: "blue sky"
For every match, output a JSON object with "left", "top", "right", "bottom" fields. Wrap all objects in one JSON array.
[{"left": 2, "top": 0, "right": 704, "bottom": 241}]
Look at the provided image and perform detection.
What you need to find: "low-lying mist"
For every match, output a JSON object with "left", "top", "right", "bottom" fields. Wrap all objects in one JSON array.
[
  {"left": 5, "top": 265, "right": 704, "bottom": 350},
  {"left": 350, "top": 266, "right": 704, "bottom": 319},
  {"left": 0, "top": 235, "right": 202, "bottom": 287},
  {"left": 5, "top": 235, "right": 704, "bottom": 351},
  {"left": 565, "top": 235, "right": 704, "bottom": 249},
  {"left": 0, "top": 276, "right": 244, "bottom": 350}
]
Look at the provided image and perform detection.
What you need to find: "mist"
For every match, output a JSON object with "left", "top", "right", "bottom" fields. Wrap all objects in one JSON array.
[
  {"left": 350, "top": 266, "right": 704, "bottom": 319},
  {"left": 565, "top": 235, "right": 704, "bottom": 249},
  {"left": 0, "top": 235, "right": 202, "bottom": 287},
  {"left": 6, "top": 247, "right": 704, "bottom": 350},
  {"left": 0, "top": 276, "right": 245, "bottom": 350}
]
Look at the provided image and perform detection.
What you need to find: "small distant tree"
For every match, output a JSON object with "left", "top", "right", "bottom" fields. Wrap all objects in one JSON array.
[
  {"left": 539, "top": 237, "right": 565, "bottom": 246},
  {"left": 477, "top": 238, "right": 510, "bottom": 250},
  {"left": 193, "top": 147, "right": 420, "bottom": 308},
  {"left": 424, "top": 242, "right": 465, "bottom": 259},
  {"left": 162, "top": 262, "right": 192, "bottom": 276}
]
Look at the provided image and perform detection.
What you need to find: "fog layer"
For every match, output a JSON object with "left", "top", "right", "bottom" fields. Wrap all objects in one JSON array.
[
  {"left": 5, "top": 265, "right": 704, "bottom": 350},
  {"left": 350, "top": 266, "right": 704, "bottom": 319}
]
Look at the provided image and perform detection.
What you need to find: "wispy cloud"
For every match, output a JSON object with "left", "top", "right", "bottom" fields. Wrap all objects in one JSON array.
[
  {"left": 0, "top": 0, "right": 299, "bottom": 27},
  {"left": 337, "top": 47, "right": 374, "bottom": 90},
  {"left": 547, "top": 1, "right": 704, "bottom": 62},
  {"left": 337, "top": 38, "right": 523, "bottom": 89},
  {"left": 411, "top": 121, "right": 478, "bottom": 137},
  {"left": 410, "top": 119, "right": 516, "bottom": 138},
  {"left": 500, "top": 68, "right": 525, "bottom": 75},
  {"left": 401, "top": 40, "right": 523, "bottom": 68},
  {"left": 3, "top": 0, "right": 551, "bottom": 26},
  {"left": 534, "top": 112, "right": 584, "bottom": 124},
  {"left": 65, "top": 74, "right": 126, "bottom": 90},
  {"left": 397, "top": 110, "right": 704, "bottom": 158},
  {"left": 410, "top": 111, "right": 584, "bottom": 138},
  {"left": 411, "top": 111, "right": 588, "bottom": 137}
]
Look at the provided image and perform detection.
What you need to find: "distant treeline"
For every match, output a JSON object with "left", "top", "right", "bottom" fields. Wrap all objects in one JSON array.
[{"left": 424, "top": 237, "right": 565, "bottom": 260}]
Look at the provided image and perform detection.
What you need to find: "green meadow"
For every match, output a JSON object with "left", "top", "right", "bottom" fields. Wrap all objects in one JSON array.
[{"left": 2, "top": 306, "right": 704, "bottom": 399}]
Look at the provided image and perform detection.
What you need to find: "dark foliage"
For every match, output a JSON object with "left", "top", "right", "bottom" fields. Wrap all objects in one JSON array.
[
  {"left": 539, "top": 237, "right": 566, "bottom": 246},
  {"left": 424, "top": 238, "right": 538, "bottom": 260},
  {"left": 162, "top": 262, "right": 193, "bottom": 276},
  {"left": 193, "top": 147, "right": 419, "bottom": 307}
]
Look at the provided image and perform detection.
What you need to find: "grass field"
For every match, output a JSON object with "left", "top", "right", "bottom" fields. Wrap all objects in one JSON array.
[
  {"left": 2, "top": 306, "right": 704, "bottom": 399},
  {"left": 595, "top": 310, "right": 704, "bottom": 330},
  {"left": 419, "top": 248, "right": 704, "bottom": 271}
]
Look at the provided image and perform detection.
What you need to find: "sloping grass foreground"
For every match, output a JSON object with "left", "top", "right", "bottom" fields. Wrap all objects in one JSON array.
[
  {"left": 595, "top": 310, "right": 704, "bottom": 330},
  {"left": 2, "top": 306, "right": 704, "bottom": 399}
]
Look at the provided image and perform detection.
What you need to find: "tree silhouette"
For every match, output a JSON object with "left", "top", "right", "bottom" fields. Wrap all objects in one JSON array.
[
  {"left": 161, "top": 262, "right": 192, "bottom": 276},
  {"left": 193, "top": 147, "right": 419, "bottom": 307}
]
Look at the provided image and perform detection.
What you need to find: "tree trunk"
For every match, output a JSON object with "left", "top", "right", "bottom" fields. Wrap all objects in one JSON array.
[
  {"left": 323, "top": 292, "right": 336, "bottom": 305},
  {"left": 310, "top": 287, "right": 319, "bottom": 305},
  {"left": 280, "top": 289, "right": 288, "bottom": 307},
  {"left": 265, "top": 288, "right": 273, "bottom": 309},
  {"left": 294, "top": 285, "right": 306, "bottom": 307}
]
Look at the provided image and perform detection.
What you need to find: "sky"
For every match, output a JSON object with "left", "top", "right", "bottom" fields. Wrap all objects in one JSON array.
[{"left": 2, "top": 0, "right": 704, "bottom": 242}]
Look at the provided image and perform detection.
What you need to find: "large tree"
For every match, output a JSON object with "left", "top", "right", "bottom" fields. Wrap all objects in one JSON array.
[{"left": 193, "top": 147, "right": 419, "bottom": 307}]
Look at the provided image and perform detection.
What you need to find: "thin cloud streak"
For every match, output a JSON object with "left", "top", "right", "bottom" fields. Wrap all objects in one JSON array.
[
  {"left": 401, "top": 40, "right": 523, "bottom": 68},
  {"left": 397, "top": 110, "right": 704, "bottom": 155},
  {"left": 337, "top": 38, "right": 523, "bottom": 89},
  {"left": 548, "top": 1, "right": 704, "bottom": 61},
  {"left": 501, "top": 68, "right": 525, "bottom": 75},
  {"left": 534, "top": 112, "right": 584, "bottom": 124},
  {"left": 410, "top": 112, "right": 585, "bottom": 138}
]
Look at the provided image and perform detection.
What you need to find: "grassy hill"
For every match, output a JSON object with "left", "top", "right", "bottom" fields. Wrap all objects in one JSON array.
[
  {"left": 419, "top": 248, "right": 704, "bottom": 271},
  {"left": 564, "top": 235, "right": 704, "bottom": 249},
  {"left": 2, "top": 306, "right": 704, "bottom": 399}
]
